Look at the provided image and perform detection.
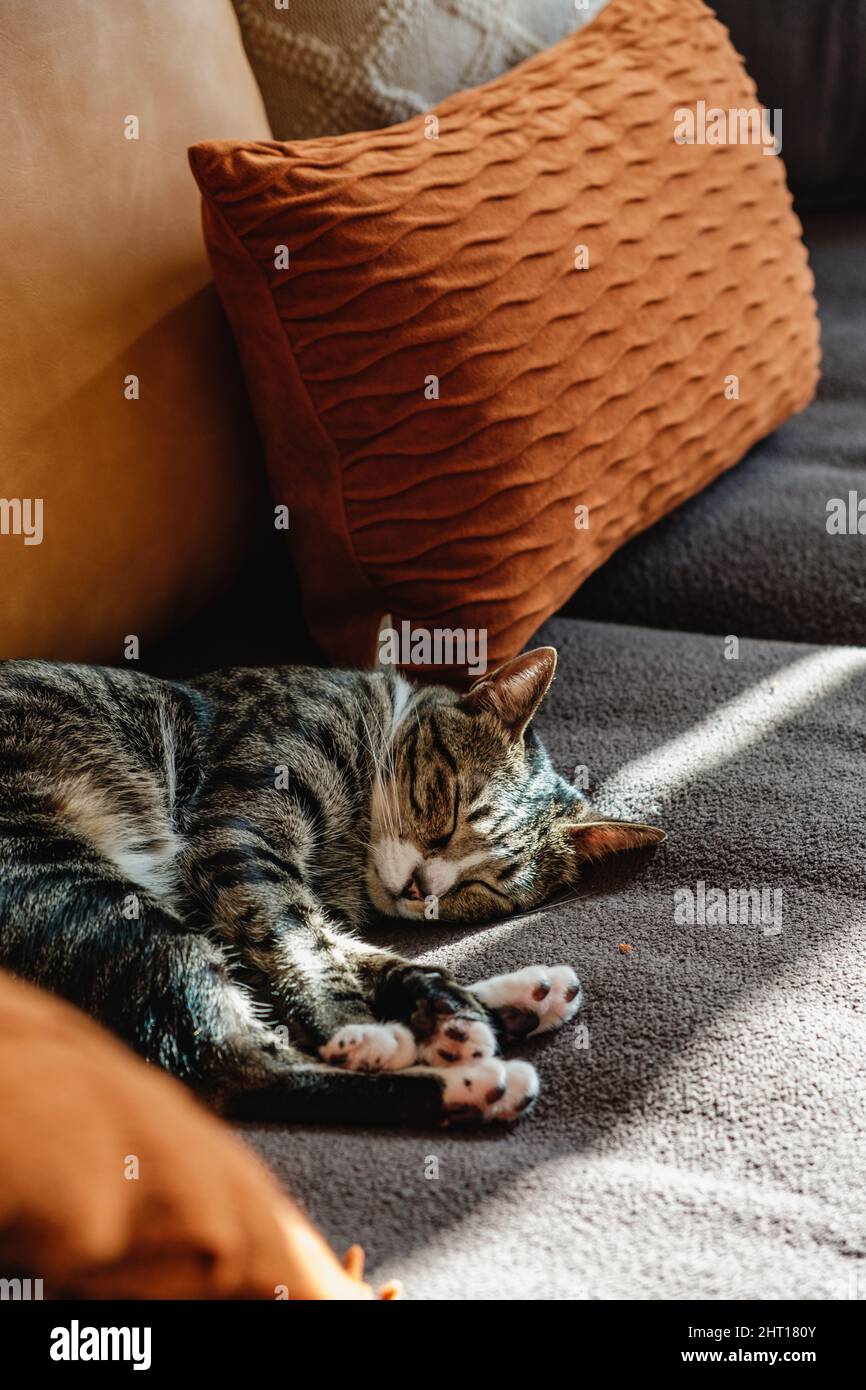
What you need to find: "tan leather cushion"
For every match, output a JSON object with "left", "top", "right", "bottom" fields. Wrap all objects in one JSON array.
[
  {"left": 0, "top": 0, "right": 272, "bottom": 661},
  {"left": 0, "top": 971, "right": 380, "bottom": 1299},
  {"left": 190, "top": 0, "right": 820, "bottom": 681}
]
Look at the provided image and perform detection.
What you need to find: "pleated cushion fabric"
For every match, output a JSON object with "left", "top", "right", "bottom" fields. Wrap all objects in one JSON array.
[{"left": 190, "top": 0, "right": 820, "bottom": 680}]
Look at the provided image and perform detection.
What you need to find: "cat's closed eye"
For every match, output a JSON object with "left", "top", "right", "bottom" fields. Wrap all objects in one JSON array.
[{"left": 440, "top": 877, "right": 513, "bottom": 908}]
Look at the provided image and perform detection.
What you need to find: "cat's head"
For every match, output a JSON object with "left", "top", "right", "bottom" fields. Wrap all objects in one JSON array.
[{"left": 366, "top": 647, "right": 664, "bottom": 923}]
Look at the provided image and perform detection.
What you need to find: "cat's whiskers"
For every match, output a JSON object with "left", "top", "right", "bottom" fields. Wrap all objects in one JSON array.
[
  {"left": 356, "top": 700, "right": 399, "bottom": 845},
  {"left": 381, "top": 700, "right": 406, "bottom": 839}
]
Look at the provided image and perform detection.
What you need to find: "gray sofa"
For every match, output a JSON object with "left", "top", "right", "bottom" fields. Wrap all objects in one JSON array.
[
  {"left": 570, "top": 212, "right": 866, "bottom": 646},
  {"left": 145, "top": 6, "right": 865, "bottom": 1300}
]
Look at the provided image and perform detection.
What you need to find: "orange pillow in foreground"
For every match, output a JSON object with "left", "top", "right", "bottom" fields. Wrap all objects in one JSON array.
[
  {"left": 190, "top": 0, "right": 819, "bottom": 681},
  {"left": 0, "top": 971, "right": 392, "bottom": 1300}
]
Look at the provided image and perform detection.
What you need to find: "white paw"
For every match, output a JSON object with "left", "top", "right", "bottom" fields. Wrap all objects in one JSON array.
[
  {"left": 415, "top": 1015, "right": 498, "bottom": 1067},
  {"left": 435, "top": 1058, "right": 540, "bottom": 1123},
  {"left": 490, "top": 1059, "right": 540, "bottom": 1121},
  {"left": 472, "top": 964, "right": 583, "bottom": 1037},
  {"left": 319, "top": 1022, "right": 416, "bottom": 1073}
]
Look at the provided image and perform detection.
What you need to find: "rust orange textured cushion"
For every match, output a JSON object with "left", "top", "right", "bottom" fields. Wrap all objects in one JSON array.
[
  {"left": 0, "top": 971, "right": 379, "bottom": 1300},
  {"left": 190, "top": 0, "right": 820, "bottom": 679}
]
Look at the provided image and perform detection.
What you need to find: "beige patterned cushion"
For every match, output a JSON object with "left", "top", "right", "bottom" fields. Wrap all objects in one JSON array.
[{"left": 232, "top": 0, "right": 610, "bottom": 139}]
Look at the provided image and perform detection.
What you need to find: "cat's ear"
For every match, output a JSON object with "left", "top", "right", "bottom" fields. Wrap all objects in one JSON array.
[
  {"left": 566, "top": 818, "right": 666, "bottom": 862},
  {"left": 460, "top": 647, "right": 557, "bottom": 741}
]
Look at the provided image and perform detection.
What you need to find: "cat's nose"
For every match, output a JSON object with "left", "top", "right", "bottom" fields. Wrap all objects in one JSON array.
[{"left": 401, "top": 870, "right": 427, "bottom": 901}]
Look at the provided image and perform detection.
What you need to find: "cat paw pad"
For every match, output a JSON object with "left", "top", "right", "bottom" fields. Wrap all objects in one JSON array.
[
  {"left": 473, "top": 964, "right": 582, "bottom": 1038},
  {"left": 415, "top": 1015, "right": 498, "bottom": 1067},
  {"left": 320, "top": 1022, "right": 416, "bottom": 1073},
  {"left": 438, "top": 1058, "right": 539, "bottom": 1124}
]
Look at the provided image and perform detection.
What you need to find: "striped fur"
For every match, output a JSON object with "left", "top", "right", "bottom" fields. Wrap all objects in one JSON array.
[{"left": 0, "top": 648, "right": 662, "bottom": 1125}]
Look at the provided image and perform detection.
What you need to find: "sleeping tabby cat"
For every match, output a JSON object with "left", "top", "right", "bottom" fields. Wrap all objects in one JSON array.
[{"left": 0, "top": 646, "right": 663, "bottom": 1126}]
